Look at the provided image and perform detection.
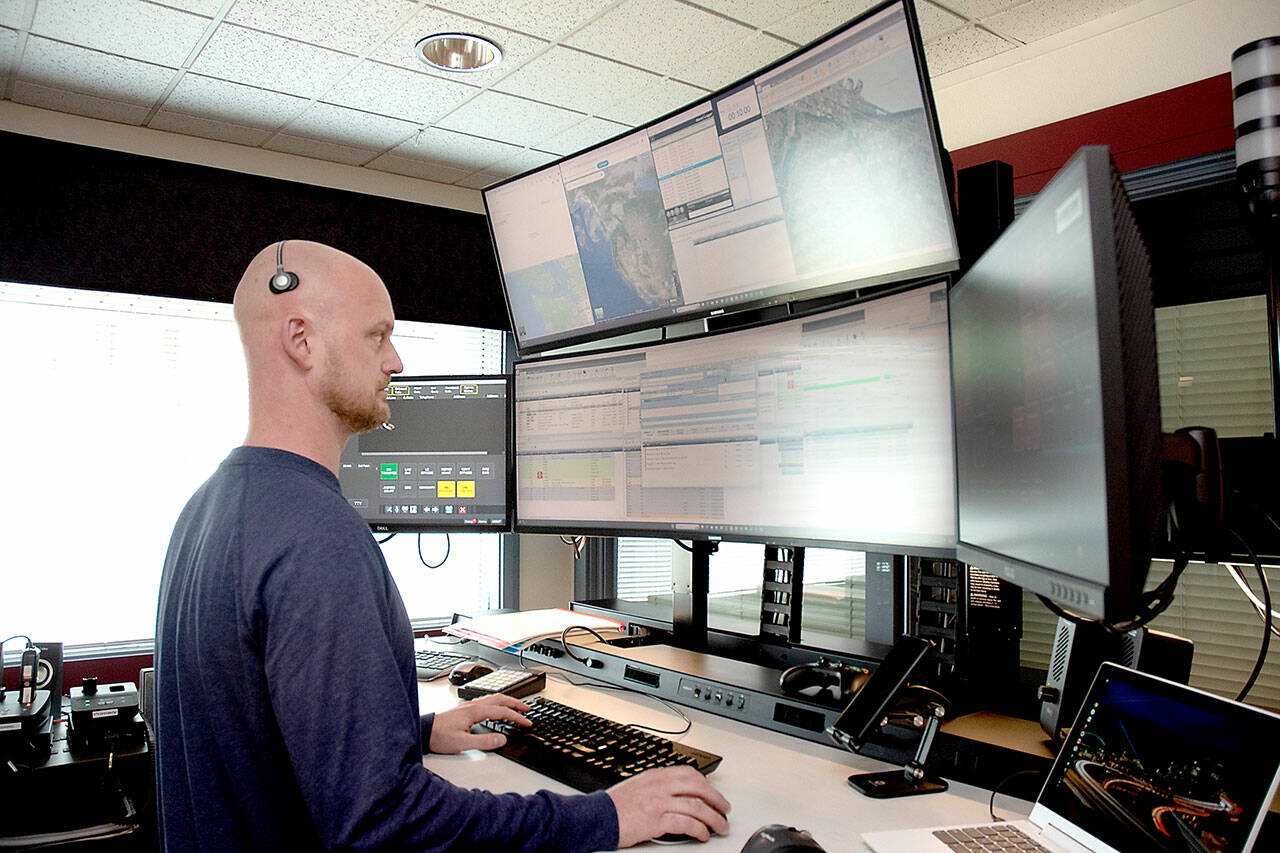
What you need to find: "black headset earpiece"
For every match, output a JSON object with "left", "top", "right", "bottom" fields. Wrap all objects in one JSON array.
[{"left": 268, "top": 240, "right": 299, "bottom": 294}]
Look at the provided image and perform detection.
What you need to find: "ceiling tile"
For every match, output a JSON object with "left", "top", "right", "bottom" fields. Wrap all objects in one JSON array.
[
  {"left": 435, "top": 90, "right": 584, "bottom": 149},
  {"left": 685, "top": 0, "right": 814, "bottom": 30},
  {"left": 19, "top": 36, "right": 178, "bottom": 104},
  {"left": 492, "top": 46, "right": 659, "bottom": 116},
  {"left": 163, "top": 73, "right": 308, "bottom": 128},
  {"left": 455, "top": 170, "right": 507, "bottom": 190},
  {"left": 389, "top": 126, "right": 524, "bottom": 171},
  {"left": 372, "top": 7, "right": 548, "bottom": 86},
  {"left": 0, "top": 6, "right": 24, "bottom": 28},
  {"left": 938, "top": 0, "right": 1034, "bottom": 21},
  {"left": 596, "top": 77, "right": 706, "bottom": 125},
  {"left": 424, "top": 0, "right": 617, "bottom": 41},
  {"left": 487, "top": 147, "right": 559, "bottom": 177},
  {"left": 149, "top": 110, "right": 274, "bottom": 146},
  {"left": 31, "top": 0, "right": 212, "bottom": 68},
  {"left": 917, "top": 2, "right": 966, "bottom": 40},
  {"left": 766, "top": 0, "right": 881, "bottom": 46},
  {"left": 11, "top": 80, "right": 152, "bottom": 124},
  {"left": 189, "top": 23, "right": 355, "bottom": 98},
  {"left": 264, "top": 133, "right": 378, "bottom": 165},
  {"left": 324, "top": 60, "right": 479, "bottom": 124},
  {"left": 673, "top": 31, "right": 794, "bottom": 91},
  {"left": 538, "top": 116, "right": 631, "bottom": 155},
  {"left": 225, "top": 0, "right": 417, "bottom": 56},
  {"left": 147, "top": 0, "right": 226, "bottom": 15},
  {"left": 565, "top": 0, "right": 753, "bottom": 77},
  {"left": 283, "top": 102, "right": 419, "bottom": 150},
  {"left": 365, "top": 151, "right": 474, "bottom": 183},
  {"left": 985, "top": 0, "right": 1143, "bottom": 44},
  {"left": 923, "top": 24, "right": 1017, "bottom": 75},
  {"left": 1, "top": 27, "right": 18, "bottom": 76}
]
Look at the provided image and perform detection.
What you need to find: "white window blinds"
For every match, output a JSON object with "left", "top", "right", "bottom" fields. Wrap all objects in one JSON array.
[{"left": 1155, "top": 295, "right": 1275, "bottom": 437}]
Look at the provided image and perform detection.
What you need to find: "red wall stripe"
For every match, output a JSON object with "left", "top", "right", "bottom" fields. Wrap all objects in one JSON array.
[{"left": 949, "top": 74, "right": 1236, "bottom": 196}]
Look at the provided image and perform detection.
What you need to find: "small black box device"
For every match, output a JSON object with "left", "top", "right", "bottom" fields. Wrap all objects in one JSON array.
[{"left": 69, "top": 680, "right": 143, "bottom": 751}]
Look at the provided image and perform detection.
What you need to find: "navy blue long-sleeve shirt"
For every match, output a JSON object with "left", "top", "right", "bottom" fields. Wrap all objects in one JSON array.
[{"left": 155, "top": 446, "right": 617, "bottom": 851}]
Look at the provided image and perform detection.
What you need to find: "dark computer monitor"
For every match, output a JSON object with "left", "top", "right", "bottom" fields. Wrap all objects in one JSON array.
[
  {"left": 949, "top": 145, "right": 1163, "bottom": 622},
  {"left": 484, "top": 0, "right": 958, "bottom": 354},
  {"left": 513, "top": 280, "right": 956, "bottom": 556},
  {"left": 338, "top": 375, "right": 512, "bottom": 533}
]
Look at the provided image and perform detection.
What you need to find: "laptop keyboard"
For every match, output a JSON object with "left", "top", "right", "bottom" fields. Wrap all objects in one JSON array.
[{"left": 932, "top": 824, "right": 1049, "bottom": 852}]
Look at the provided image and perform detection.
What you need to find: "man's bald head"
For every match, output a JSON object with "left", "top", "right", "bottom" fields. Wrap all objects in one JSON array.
[
  {"left": 232, "top": 241, "right": 404, "bottom": 468},
  {"left": 233, "top": 240, "right": 381, "bottom": 334}
]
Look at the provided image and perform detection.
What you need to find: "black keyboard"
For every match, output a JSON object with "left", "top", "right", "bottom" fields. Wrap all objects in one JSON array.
[
  {"left": 415, "top": 648, "right": 471, "bottom": 680},
  {"left": 475, "top": 696, "right": 723, "bottom": 792}
]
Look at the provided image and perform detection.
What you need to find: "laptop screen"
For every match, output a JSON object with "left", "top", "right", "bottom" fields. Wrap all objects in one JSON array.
[{"left": 1034, "top": 663, "right": 1280, "bottom": 852}]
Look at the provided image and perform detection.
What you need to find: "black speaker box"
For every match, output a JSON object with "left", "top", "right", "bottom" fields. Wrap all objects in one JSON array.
[
  {"left": 1038, "top": 618, "right": 1110, "bottom": 739},
  {"left": 32, "top": 641, "right": 63, "bottom": 709},
  {"left": 957, "top": 159, "right": 1014, "bottom": 274},
  {"left": 1115, "top": 627, "right": 1194, "bottom": 684},
  {"left": 1040, "top": 620, "right": 1195, "bottom": 741}
]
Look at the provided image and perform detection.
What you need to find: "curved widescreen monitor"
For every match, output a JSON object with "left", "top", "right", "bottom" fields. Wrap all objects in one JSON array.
[
  {"left": 950, "top": 146, "right": 1163, "bottom": 622},
  {"left": 485, "top": 0, "right": 959, "bottom": 354},
  {"left": 513, "top": 280, "right": 956, "bottom": 556},
  {"left": 338, "top": 375, "right": 512, "bottom": 533}
]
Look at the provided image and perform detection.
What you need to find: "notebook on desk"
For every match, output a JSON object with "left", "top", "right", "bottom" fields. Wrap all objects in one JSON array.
[{"left": 862, "top": 662, "right": 1280, "bottom": 853}]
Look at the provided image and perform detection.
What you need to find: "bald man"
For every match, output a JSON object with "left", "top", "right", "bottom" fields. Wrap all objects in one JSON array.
[{"left": 154, "top": 241, "right": 730, "bottom": 851}]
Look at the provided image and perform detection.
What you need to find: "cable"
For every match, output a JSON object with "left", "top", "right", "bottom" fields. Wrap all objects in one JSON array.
[
  {"left": 988, "top": 769, "right": 1045, "bottom": 822},
  {"left": 673, "top": 539, "right": 694, "bottom": 553},
  {"left": 0, "top": 636, "right": 35, "bottom": 702},
  {"left": 1034, "top": 548, "right": 1192, "bottom": 634},
  {"left": 541, "top": 668, "right": 693, "bottom": 735},
  {"left": 418, "top": 533, "right": 450, "bottom": 569},
  {"left": 559, "top": 535, "right": 585, "bottom": 558},
  {"left": 376, "top": 532, "right": 396, "bottom": 544},
  {"left": 560, "top": 625, "right": 610, "bottom": 668},
  {"left": 1225, "top": 563, "right": 1280, "bottom": 638},
  {"left": 1228, "top": 529, "right": 1271, "bottom": 703}
]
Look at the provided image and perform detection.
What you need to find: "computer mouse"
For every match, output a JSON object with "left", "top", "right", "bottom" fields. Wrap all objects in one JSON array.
[
  {"left": 739, "top": 824, "right": 826, "bottom": 853},
  {"left": 448, "top": 661, "right": 493, "bottom": 686}
]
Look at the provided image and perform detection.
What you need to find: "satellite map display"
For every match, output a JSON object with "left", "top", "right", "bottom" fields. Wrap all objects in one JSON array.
[
  {"left": 566, "top": 151, "right": 682, "bottom": 323},
  {"left": 502, "top": 256, "right": 593, "bottom": 342},
  {"left": 761, "top": 45, "right": 952, "bottom": 280}
]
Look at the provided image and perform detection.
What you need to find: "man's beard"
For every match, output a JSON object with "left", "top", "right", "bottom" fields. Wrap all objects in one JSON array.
[{"left": 322, "top": 370, "right": 389, "bottom": 435}]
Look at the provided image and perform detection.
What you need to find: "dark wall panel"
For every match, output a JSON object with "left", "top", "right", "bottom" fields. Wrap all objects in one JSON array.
[{"left": 0, "top": 130, "right": 508, "bottom": 329}]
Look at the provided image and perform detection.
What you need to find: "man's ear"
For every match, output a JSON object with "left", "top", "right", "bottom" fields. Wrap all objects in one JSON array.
[{"left": 282, "top": 315, "right": 314, "bottom": 370}]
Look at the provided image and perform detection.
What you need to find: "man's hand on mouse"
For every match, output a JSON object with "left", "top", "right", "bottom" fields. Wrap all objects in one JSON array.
[
  {"left": 428, "top": 693, "right": 531, "bottom": 754},
  {"left": 608, "top": 765, "right": 731, "bottom": 847}
]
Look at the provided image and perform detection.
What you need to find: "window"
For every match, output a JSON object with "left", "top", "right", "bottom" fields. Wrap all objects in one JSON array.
[
  {"left": 615, "top": 537, "right": 867, "bottom": 643},
  {"left": 1156, "top": 295, "right": 1274, "bottom": 437},
  {"left": 0, "top": 281, "right": 506, "bottom": 649}
]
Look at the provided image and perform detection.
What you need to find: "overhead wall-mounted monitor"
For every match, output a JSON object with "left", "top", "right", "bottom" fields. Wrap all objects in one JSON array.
[
  {"left": 950, "top": 146, "right": 1163, "bottom": 622},
  {"left": 338, "top": 375, "right": 512, "bottom": 533},
  {"left": 513, "top": 280, "right": 956, "bottom": 556},
  {"left": 485, "top": 0, "right": 959, "bottom": 354}
]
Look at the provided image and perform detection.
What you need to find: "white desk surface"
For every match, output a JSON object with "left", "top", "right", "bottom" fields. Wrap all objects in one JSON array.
[{"left": 418, "top": 667, "right": 1031, "bottom": 851}]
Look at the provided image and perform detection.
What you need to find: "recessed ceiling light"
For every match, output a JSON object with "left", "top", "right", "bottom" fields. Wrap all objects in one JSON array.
[{"left": 415, "top": 33, "right": 502, "bottom": 73}]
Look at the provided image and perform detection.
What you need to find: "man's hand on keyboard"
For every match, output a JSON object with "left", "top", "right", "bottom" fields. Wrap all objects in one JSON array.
[
  {"left": 428, "top": 694, "right": 532, "bottom": 754},
  {"left": 608, "top": 765, "right": 731, "bottom": 847}
]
